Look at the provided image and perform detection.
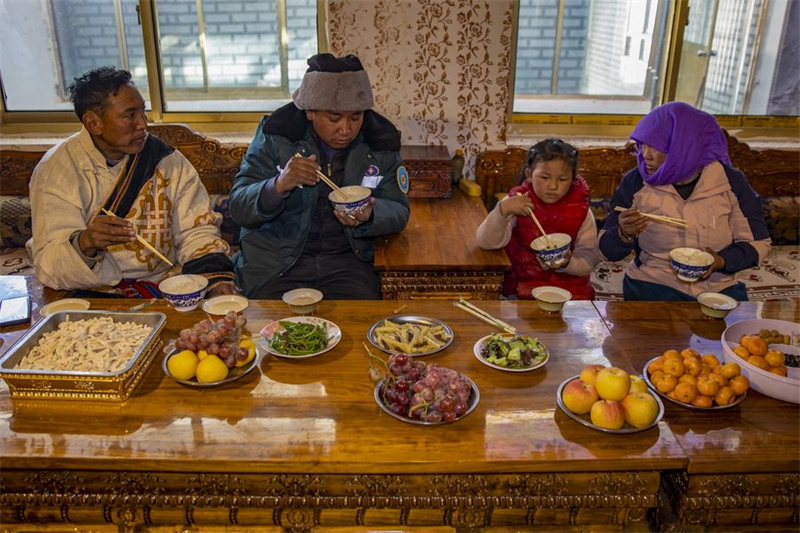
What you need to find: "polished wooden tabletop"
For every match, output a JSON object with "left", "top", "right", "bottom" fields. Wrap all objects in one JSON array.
[
  {"left": 596, "top": 299, "right": 800, "bottom": 475},
  {"left": 0, "top": 299, "right": 687, "bottom": 475},
  {"left": 374, "top": 189, "right": 511, "bottom": 271}
]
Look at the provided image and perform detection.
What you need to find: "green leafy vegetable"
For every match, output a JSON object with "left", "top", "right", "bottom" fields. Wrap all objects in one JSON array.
[
  {"left": 270, "top": 321, "right": 328, "bottom": 356},
  {"left": 480, "top": 333, "right": 548, "bottom": 369}
]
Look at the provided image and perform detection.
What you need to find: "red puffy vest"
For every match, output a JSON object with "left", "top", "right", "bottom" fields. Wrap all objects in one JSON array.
[{"left": 504, "top": 176, "right": 595, "bottom": 300}]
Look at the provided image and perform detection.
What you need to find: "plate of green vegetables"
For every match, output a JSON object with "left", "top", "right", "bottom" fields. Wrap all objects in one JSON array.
[
  {"left": 258, "top": 317, "right": 341, "bottom": 359},
  {"left": 473, "top": 333, "right": 549, "bottom": 372}
]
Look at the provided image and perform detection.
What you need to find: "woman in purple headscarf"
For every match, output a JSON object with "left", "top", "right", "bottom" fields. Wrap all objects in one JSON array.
[{"left": 599, "top": 102, "right": 771, "bottom": 301}]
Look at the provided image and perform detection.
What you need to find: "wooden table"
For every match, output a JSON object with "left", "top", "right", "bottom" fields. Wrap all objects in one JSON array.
[
  {"left": 0, "top": 299, "right": 797, "bottom": 532},
  {"left": 374, "top": 189, "right": 511, "bottom": 300}
]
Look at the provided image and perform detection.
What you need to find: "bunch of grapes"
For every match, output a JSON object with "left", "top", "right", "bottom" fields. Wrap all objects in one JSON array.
[
  {"left": 174, "top": 311, "right": 248, "bottom": 368},
  {"left": 373, "top": 353, "right": 473, "bottom": 423}
]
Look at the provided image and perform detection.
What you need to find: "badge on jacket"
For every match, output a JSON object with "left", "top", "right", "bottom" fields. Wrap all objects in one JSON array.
[
  {"left": 360, "top": 164, "right": 383, "bottom": 188},
  {"left": 397, "top": 166, "right": 409, "bottom": 194}
]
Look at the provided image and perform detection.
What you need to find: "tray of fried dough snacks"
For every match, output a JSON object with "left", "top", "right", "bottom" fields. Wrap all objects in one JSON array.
[{"left": 0, "top": 310, "right": 165, "bottom": 401}]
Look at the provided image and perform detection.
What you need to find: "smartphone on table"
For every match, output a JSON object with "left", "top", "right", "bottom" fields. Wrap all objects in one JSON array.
[{"left": 0, "top": 296, "right": 31, "bottom": 327}]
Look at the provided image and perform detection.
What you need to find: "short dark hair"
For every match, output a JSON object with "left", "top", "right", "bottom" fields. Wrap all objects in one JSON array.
[
  {"left": 519, "top": 138, "right": 580, "bottom": 184},
  {"left": 67, "top": 66, "right": 133, "bottom": 120}
]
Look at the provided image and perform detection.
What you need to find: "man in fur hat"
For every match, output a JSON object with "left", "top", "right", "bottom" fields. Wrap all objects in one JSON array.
[{"left": 229, "top": 53, "right": 410, "bottom": 299}]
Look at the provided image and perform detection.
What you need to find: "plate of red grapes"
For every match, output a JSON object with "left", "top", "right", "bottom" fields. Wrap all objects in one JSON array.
[
  {"left": 372, "top": 353, "right": 479, "bottom": 425},
  {"left": 164, "top": 311, "right": 262, "bottom": 387}
]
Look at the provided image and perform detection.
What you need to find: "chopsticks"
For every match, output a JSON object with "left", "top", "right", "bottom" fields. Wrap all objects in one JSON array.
[
  {"left": 516, "top": 193, "right": 555, "bottom": 248},
  {"left": 100, "top": 208, "right": 174, "bottom": 267},
  {"left": 294, "top": 152, "right": 349, "bottom": 201},
  {"left": 614, "top": 206, "right": 688, "bottom": 228},
  {"left": 454, "top": 298, "right": 517, "bottom": 334}
]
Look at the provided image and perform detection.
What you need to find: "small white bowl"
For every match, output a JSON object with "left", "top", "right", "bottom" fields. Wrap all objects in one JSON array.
[
  {"left": 202, "top": 294, "right": 249, "bottom": 315},
  {"left": 158, "top": 274, "right": 208, "bottom": 312},
  {"left": 531, "top": 286, "right": 572, "bottom": 313},
  {"left": 669, "top": 247, "right": 714, "bottom": 282},
  {"left": 282, "top": 288, "right": 323, "bottom": 315},
  {"left": 530, "top": 233, "right": 572, "bottom": 264},
  {"left": 328, "top": 185, "right": 371, "bottom": 216},
  {"left": 40, "top": 298, "right": 90, "bottom": 317},
  {"left": 697, "top": 292, "right": 739, "bottom": 319}
]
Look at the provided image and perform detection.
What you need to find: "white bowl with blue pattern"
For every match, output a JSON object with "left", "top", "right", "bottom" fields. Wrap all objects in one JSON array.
[
  {"left": 669, "top": 247, "right": 714, "bottom": 283},
  {"left": 158, "top": 274, "right": 209, "bottom": 311},
  {"left": 530, "top": 233, "right": 571, "bottom": 264},
  {"left": 329, "top": 185, "right": 371, "bottom": 217}
]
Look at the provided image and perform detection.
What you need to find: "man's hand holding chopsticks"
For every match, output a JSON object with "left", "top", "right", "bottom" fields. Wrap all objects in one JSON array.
[
  {"left": 335, "top": 198, "right": 374, "bottom": 227},
  {"left": 275, "top": 154, "right": 320, "bottom": 194},
  {"left": 77, "top": 213, "right": 136, "bottom": 257}
]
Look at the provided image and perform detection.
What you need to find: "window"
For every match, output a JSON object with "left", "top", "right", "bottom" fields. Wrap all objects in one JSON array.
[
  {"left": 0, "top": 0, "right": 319, "bottom": 119},
  {"left": 512, "top": 0, "right": 799, "bottom": 122}
]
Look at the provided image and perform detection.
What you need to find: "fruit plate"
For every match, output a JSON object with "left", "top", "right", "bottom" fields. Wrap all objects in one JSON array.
[
  {"left": 473, "top": 333, "right": 549, "bottom": 372},
  {"left": 374, "top": 377, "right": 480, "bottom": 425},
  {"left": 258, "top": 317, "right": 341, "bottom": 359},
  {"left": 367, "top": 315, "right": 454, "bottom": 357},
  {"left": 555, "top": 375, "right": 664, "bottom": 434},
  {"left": 162, "top": 344, "right": 262, "bottom": 388},
  {"left": 642, "top": 358, "right": 746, "bottom": 411}
]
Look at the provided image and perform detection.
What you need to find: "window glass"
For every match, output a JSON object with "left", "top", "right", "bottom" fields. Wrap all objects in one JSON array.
[{"left": 0, "top": 0, "right": 148, "bottom": 112}]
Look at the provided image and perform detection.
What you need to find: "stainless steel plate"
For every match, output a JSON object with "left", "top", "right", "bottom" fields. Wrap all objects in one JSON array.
[
  {"left": 162, "top": 346, "right": 261, "bottom": 388},
  {"left": 373, "top": 377, "right": 479, "bottom": 425},
  {"left": 556, "top": 375, "right": 664, "bottom": 434},
  {"left": 642, "top": 358, "right": 746, "bottom": 410},
  {"left": 367, "top": 315, "right": 454, "bottom": 357}
]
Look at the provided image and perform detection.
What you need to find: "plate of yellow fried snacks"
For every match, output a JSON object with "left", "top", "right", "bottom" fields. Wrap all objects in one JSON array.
[{"left": 367, "top": 315, "right": 454, "bottom": 357}]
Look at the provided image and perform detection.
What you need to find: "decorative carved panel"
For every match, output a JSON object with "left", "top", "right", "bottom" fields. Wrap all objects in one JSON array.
[{"left": 380, "top": 270, "right": 505, "bottom": 300}]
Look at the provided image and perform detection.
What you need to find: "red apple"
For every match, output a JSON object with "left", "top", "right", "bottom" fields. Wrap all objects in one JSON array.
[
  {"left": 595, "top": 367, "right": 631, "bottom": 401},
  {"left": 579, "top": 364, "right": 606, "bottom": 385},
  {"left": 590, "top": 400, "right": 626, "bottom": 430},
  {"left": 561, "top": 378, "right": 599, "bottom": 415},
  {"left": 621, "top": 391, "right": 659, "bottom": 428}
]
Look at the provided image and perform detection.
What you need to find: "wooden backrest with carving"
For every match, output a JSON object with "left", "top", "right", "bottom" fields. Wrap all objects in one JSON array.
[{"left": 475, "top": 132, "right": 800, "bottom": 208}]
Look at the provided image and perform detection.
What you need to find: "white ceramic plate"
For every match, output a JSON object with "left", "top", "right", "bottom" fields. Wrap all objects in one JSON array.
[
  {"left": 202, "top": 295, "right": 249, "bottom": 315},
  {"left": 258, "top": 316, "right": 341, "bottom": 359},
  {"left": 472, "top": 333, "right": 549, "bottom": 372},
  {"left": 40, "top": 299, "right": 90, "bottom": 317}
]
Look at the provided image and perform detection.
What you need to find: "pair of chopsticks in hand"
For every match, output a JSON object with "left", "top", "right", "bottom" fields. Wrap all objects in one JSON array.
[
  {"left": 293, "top": 153, "right": 350, "bottom": 202},
  {"left": 100, "top": 208, "right": 174, "bottom": 267},
  {"left": 454, "top": 298, "right": 517, "bottom": 335},
  {"left": 613, "top": 206, "right": 688, "bottom": 228},
  {"left": 515, "top": 193, "right": 555, "bottom": 249}
]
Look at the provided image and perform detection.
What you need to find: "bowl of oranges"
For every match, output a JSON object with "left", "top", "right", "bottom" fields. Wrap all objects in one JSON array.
[
  {"left": 721, "top": 319, "right": 799, "bottom": 404},
  {"left": 643, "top": 348, "right": 748, "bottom": 410}
]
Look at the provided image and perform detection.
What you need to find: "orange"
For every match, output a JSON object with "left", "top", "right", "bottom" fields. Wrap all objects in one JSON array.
[
  {"left": 681, "top": 348, "right": 701, "bottom": 359},
  {"left": 678, "top": 374, "right": 698, "bottom": 386},
  {"left": 729, "top": 375, "right": 749, "bottom": 395},
  {"left": 696, "top": 376, "right": 720, "bottom": 397},
  {"left": 768, "top": 365, "right": 788, "bottom": 377},
  {"left": 691, "top": 395, "right": 714, "bottom": 408},
  {"left": 708, "top": 372, "right": 728, "bottom": 388},
  {"left": 663, "top": 358, "right": 686, "bottom": 378},
  {"left": 699, "top": 365, "right": 713, "bottom": 377},
  {"left": 702, "top": 354, "right": 721, "bottom": 368},
  {"left": 715, "top": 386, "right": 736, "bottom": 406},
  {"left": 747, "top": 355, "right": 770, "bottom": 371},
  {"left": 719, "top": 363, "right": 741, "bottom": 379},
  {"left": 650, "top": 370, "right": 666, "bottom": 384},
  {"left": 667, "top": 390, "right": 678, "bottom": 400},
  {"left": 673, "top": 382, "right": 698, "bottom": 404},
  {"left": 648, "top": 358, "right": 665, "bottom": 373},
  {"left": 663, "top": 349, "right": 682, "bottom": 361},
  {"left": 741, "top": 336, "right": 768, "bottom": 357},
  {"left": 765, "top": 349, "right": 786, "bottom": 367},
  {"left": 656, "top": 374, "right": 678, "bottom": 394},
  {"left": 683, "top": 358, "right": 702, "bottom": 377}
]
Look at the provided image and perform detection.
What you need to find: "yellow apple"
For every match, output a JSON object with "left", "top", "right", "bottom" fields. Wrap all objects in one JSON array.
[
  {"left": 629, "top": 375, "right": 648, "bottom": 394},
  {"left": 579, "top": 364, "right": 606, "bottom": 385},
  {"left": 595, "top": 367, "right": 631, "bottom": 401},
  {"left": 621, "top": 391, "right": 659, "bottom": 428},
  {"left": 561, "top": 378, "right": 599, "bottom": 415},
  {"left": 590, "top": 400, "right": 626, "bottom": 430}
]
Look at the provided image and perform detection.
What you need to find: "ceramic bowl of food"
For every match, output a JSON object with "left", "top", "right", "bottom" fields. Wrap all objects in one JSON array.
[
  {"left": 531, "top": 286, "right": 572, "bottom": 313},
  {"left": 669, "top": 247, "right": 714, "bottom": 282},
  {"left": 697, "top": 292, "right": 739, "bottom": 319},
  {"left": 530, "top": 233, "right": 571, "bottom": 264},
  {"left": 328, "top": 185, "right": 371, "bottom": 217},
  {"left": 158, "top": 274, "right": 208, "bottom": 312},
  {"left": 282, "top": 288, "right": 323, "bottom": 315}
]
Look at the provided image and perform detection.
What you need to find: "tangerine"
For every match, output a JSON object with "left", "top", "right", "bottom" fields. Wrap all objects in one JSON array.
[
  {"left": 765, "top": 349, "right": 786, "bottom": 367},
  {"left": 656, "top": 374, "right": 678, "bottom": 394},
  {"left": 715, "top": 386, "right": 736, "bottom": 406},
  {"left": 649, "top": 358, "right": 665, "bottom": 373},
  {"left": 679, "top": 374, "right": 698, "bottom": 386},
  {"left": 650, "top": 370, "right": 666, "bottom": 383},
  {"left": 733, "top": 346, "right": 751, "bottom": 359},
  {"left": 663, "top": 358, "right": 686, "bottom": 378},
  {"left": 681, "top": 348, "right": 701, "bottom": 359},
  {"left": 719, "top": 362, "right": 741, "bottom": 379},
  {"left": 663, "top": 349, "right": 682, "bottom": 361},
  {"left": 684, "top": 358, "right": 702, "bottom": 377},
  {"left": 708, "top": 372, "right": 728, "bottom": 388},
  {"left": 674, "top": 382, "right": 698, "bottom": 404},
  {"left": 696, "top": 376, "right": 720, "bottom": 397},
  {"left": 741, "top": 335, "right": 768, "bottom": 357},
  {"left": 747, "top": 355, "right": 770, "bottom": 371},
  {"left": 768, "top": 365, "right": 788, "bottom": 377},
  {"left": 729, "top": 375, "right": 750, "bottom": 395},
  {"left": 702, "top": 354, "right": 721, "bottom": 368},
  {"left": 691, "top": 395, "right": 714, "bottom": 408}
]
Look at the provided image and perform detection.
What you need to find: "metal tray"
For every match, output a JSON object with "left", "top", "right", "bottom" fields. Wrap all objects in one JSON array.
[
  {"left": 374, "top": 377, "right": 479, "bottom": 425},
  {"left": 0, "top": 310, "right": 166, "bottom": 402},
  {"left": 367, "top": 315, "right": 454, "bottom": 357},
  {"left": 642, "top": 358, "right": 746, "bottom": 410}
]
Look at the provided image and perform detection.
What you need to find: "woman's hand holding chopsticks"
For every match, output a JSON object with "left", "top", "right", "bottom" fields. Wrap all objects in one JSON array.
[
  {"left": 616, "top": 207, "right": 650, "bottom": 240},
  {"left": 275, "top": 154, "right": 322, "bottom": 194}
]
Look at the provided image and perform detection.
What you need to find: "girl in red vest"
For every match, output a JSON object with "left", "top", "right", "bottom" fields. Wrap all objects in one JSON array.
[{"left": 477, "top": 138, "right": 601, "bottom": 300}]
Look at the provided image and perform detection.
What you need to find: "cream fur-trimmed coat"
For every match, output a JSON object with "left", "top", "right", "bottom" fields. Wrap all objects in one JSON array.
[{"left": 28, "top": 128, "right": 229, "bottom": 291}]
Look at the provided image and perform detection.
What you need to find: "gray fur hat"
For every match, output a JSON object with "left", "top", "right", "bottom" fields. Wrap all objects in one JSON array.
[{"left": 292, "top": 53, "right": 374, "bottom": 112}]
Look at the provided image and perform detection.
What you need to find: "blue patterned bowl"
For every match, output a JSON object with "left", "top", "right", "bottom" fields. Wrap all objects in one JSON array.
[
  {"left": 159, "top": 274, "right": 208, "bottom": 311},
  {"left": 530, "top": 233, "right": 572, "bottom": 264},
  {"left": 329, "top": 185, "right": 371, "bottom": 217},
  {"left": 669, "top": 247, "right": 714, "bottom": 282}
]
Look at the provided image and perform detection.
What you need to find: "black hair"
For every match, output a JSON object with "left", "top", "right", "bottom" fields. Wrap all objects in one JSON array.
[
  {"left": 518, "top": 138, "right": 580, "bottom": 184},
  {"left": 67, "top": 66, "right": 133, "bottom": 120}
]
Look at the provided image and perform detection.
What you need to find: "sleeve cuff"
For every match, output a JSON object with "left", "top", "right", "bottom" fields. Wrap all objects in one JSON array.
[{"left": 258, "top": 178, "right": 288, "bottom": 212}]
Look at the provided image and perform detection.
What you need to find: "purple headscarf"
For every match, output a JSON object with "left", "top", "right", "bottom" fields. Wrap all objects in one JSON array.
[{"left": 631, "top": 102, "right": 732, "bottom": 186}]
